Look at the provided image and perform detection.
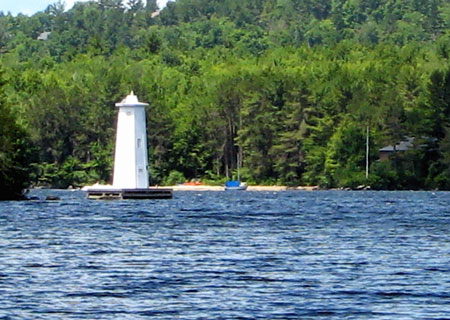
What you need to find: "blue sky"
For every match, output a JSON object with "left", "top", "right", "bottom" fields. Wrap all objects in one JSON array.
[{"left": 1, "top": 0, "right": 170, "bottom": 16}]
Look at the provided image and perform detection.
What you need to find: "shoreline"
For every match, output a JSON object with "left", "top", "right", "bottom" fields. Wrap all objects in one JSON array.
[
  {"left": 29, "top": 186, "right": 447, "bottom": 192},
  {"left": 31, "top": 185, "right": 319, "bottom": 192},
  {"left": 168, "top": 185, "right": 319, "bottom": 191}
]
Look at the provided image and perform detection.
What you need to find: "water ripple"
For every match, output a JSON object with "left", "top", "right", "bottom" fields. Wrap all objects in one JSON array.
[{"left": 0, "top": 190, "right": 450, "bottom": 319}]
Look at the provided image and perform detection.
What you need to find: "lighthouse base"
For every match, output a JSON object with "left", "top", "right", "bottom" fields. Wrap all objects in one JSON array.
[{"left": 86, "top": 188, "right": 172, "bottom": 200}]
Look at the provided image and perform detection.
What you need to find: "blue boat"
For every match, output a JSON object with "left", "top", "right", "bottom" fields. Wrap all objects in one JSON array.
[
  {"left": 225, "top": 180, "right": 248, "bottom": 191},
  {"left": 225, "top": 144, "right": 247, "bottom": 190}
]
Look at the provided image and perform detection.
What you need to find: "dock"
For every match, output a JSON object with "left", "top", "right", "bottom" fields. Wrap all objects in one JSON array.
[{"left": 87, "top": 188, "right": 173, "bottom": 200}]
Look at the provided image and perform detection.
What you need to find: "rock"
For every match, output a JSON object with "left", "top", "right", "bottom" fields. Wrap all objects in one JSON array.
[{"left": 45, "top": 196, "right": 60, "bottom": 201}]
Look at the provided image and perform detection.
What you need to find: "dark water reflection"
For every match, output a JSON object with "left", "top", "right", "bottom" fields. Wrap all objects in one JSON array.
[{"left": 1, "top": 190, "right": 450, "bottom": 319}]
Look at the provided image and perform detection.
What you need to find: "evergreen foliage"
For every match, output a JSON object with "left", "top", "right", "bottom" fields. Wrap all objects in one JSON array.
[
  {"left": 0, "top": 67, "right": 33, "bottom": 199},
  {"left": 1, "top": 0, "right": 450, "bottom": 189}
]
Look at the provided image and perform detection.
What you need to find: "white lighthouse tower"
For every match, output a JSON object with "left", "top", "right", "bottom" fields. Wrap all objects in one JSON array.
[
  {"left": 85, "top": 91, "right": 172, "bottom": 199},
  {"left": 113, "top": 91, "right": 149, "bottom": 189}
]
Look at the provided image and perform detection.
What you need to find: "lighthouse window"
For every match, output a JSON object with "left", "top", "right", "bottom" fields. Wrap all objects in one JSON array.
[
  {"left": 126, "top": 111, "right": 132, "bottom": 116},
  {"left": 137, "top": 138, "right": 142, "bottom": 148}
]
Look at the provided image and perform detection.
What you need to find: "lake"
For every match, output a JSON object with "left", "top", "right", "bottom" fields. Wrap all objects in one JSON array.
[{"left": 1, "top": 190, "right": 449, "bottom": 319}]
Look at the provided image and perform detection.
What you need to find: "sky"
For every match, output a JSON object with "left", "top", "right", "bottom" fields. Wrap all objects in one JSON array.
[{"left": 0, "top": 0, "right": 170, "bottom": 16}]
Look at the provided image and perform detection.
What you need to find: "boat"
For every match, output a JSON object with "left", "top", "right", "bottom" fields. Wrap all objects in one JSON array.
[
  {"left": 225, "top": 180, "right": 248, "bottom": 191},
  {"left": 225, "top": 114, "right": 247, "bottom": 191},
  {"left": 225, "top": 152, "right": 247, "bottom": 190},
  {"left": 182, "top": 181, "right": 204, "bottom": 186}
]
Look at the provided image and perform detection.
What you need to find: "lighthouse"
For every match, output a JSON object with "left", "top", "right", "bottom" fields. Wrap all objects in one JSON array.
[
  {"left": 113, "top": 92, "right": 149, "bottom": 189},
  {"left": 85, "top": 92, "right": 172, "bottom": 200}
]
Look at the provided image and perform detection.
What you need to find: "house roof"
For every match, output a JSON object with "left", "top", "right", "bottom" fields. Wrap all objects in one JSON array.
[
  {"left": 379, "top": 137, "right": 415, "bottom": 152},
  {"left": 37, "top": 32, "right": 51, "bottom": 41}
]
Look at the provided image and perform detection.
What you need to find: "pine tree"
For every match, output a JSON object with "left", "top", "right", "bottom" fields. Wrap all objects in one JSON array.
[
  {"left": 146, "top": 0, "right": 159, "bottom": 12},
  {"left": 0, "top": 67, "right": 32, "bottom": 199}
]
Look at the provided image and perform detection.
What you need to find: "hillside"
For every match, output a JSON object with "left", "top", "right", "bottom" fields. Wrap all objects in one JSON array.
[{"left": 1, "top": 0, "right": 450, "bottom": 190}]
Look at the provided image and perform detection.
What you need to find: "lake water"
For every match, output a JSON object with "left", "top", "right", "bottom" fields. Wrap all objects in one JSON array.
[{"left": 1, "top": 190, "right": 450, "bottom": 319}]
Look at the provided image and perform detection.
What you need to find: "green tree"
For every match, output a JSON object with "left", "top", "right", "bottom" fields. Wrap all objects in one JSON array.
[
  {"left": 425, "top": 68, "right": 450, "bottom": 140},
  {"left": 0, "top": 67, "right": 33, "bottom": 199}
]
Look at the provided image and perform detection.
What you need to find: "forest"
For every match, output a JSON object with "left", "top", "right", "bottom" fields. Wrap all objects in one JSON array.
[{"left": 1, "top": 0, "right": 450, "bottom": 198}]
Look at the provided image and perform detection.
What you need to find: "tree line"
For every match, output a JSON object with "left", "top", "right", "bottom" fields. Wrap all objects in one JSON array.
[{"left": 1, "top": 0, "right": 450, "bottom": 198}]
